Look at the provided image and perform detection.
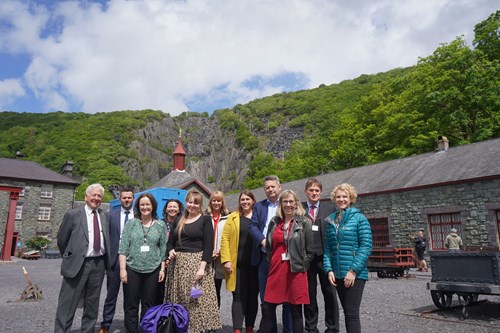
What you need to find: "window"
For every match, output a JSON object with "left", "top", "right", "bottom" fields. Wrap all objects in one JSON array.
[
  {"left": 428, "top": 212, "right": 462, "bottom": 250},
  {"left": 38, "top": 204, "right": 52, "bottom": 221},
  {"left": 15, "top": 203, "right": 23, "bottom": 220},
  {"left": 40, "top": 184, "right": 53, "bottom": 198},
  {"left": 369, "top": 218, "right": 390, "bottom": 247}
]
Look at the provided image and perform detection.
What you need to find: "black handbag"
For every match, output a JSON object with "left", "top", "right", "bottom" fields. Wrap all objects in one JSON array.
[{"left": 157, "top": 313, "right": 177, "bottom": 333}]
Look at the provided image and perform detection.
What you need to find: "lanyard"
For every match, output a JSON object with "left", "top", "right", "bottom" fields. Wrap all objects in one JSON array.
[
  {"left": 282, "top": 219, "right": 293, "bottom": 253},
  {"left": 212, "top": 213, "right": 221, "bottom": 246},
  {"left": 141, "top": 220, "right": 154, "bottom": 244}
]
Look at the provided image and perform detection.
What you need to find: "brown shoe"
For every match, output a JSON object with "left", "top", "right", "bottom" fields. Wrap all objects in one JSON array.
[{"left": 97, "top": 328, "right": 108, "bottom": 333}]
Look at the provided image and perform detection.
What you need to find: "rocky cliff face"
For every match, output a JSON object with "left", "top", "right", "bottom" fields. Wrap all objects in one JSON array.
[{"left": 123, "top": 114, "right": 303, "bottom": 192}]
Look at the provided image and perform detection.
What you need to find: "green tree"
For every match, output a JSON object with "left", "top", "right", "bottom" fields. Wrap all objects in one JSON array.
[{"left": 473, "top": 10, "right": 500, "bottom": 62}]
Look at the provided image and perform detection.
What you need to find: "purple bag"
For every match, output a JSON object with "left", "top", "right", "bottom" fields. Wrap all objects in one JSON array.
[
  {"left": 140, "top": 302, "right": 189, "bottom": 333},
  {"left": 190, "top": 281, "right": 203, "bottom": 299}
]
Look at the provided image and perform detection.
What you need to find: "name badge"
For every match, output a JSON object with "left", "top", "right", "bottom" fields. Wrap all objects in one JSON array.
[
  {"left": 141, "top": 245, "right": 150, "bottom": 252},
  {"left": 281, "top": 252, "right": 290, "bottom": 261},
  {"left": 312, "top": 225, "right": 319, "bottom": 231}
]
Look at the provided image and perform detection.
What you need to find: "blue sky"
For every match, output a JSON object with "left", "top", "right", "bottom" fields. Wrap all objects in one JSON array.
[{"left": 0, "top": 0, "right": 498, "bottom": 115}]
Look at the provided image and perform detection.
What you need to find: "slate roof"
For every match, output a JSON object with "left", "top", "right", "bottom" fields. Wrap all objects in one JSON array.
[
  {"left": 225, "top": 138, "right": 500, "bottom": 210},
  {"left": 0, "top": 158, "right": 80, "bottom": 185},
  {"left": 149, "top": 169, "right": 214, "bottom": 194}
]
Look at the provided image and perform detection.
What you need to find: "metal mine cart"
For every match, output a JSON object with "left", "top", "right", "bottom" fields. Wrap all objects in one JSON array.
[
  {"left": 367, "top": 247, "right": 415, "bottom": 278},
  {"left": 426, "top": 251, "right": 500, "bottom": 319}
]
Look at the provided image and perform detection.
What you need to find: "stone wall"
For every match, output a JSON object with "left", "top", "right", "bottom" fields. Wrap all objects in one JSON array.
[
  {"left": 0, "top": 180, "right": 76, "bottom": 250},
  {"left": 356, "top": 178, "right": 500, "bottom": 250}
]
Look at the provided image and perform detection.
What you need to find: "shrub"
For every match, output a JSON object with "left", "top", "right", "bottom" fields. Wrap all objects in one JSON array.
[{"left": 25, "top": 236, "right": 51, "bottom": 251}]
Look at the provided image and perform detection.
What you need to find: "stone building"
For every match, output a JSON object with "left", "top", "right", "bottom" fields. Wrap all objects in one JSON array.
[
  {"left": 226, "top": 137, "right": 500, "bottom": 251},
  {"left": 0, "top": 158, "right": 80, "bottom": 254}
]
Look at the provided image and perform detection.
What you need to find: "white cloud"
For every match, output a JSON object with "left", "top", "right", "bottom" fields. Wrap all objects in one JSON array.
[
  {"left": 0, "top": 79, "right": 25, "bottom": 109},
  {"left": 0, "top": 0, "right": 497, "bottom": 114}
]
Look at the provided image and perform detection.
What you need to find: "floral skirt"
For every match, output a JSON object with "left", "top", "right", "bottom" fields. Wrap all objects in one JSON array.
[{"left": 165, "top": 251, "right": 222, "bottom": 333}]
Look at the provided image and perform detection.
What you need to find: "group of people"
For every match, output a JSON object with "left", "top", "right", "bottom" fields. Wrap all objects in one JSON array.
[{"left": 54, "top": 175, "right": 374, "bottom": 333}]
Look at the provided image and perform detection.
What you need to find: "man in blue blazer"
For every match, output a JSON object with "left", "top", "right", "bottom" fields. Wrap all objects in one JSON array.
[
  {"left": 248, "top": 175, "right": 291, "bottom": 333},
  {"left": 98, "top": 188, "right": 134, "bottom": 333},
  {"left": 54, "top": 184, "right": 110, "bottom": 333},
  {"left": 301, "top": 178, "right": 339, "bottom": 333}
]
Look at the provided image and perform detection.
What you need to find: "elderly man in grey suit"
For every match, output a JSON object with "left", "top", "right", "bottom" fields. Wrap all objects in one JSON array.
[{"left": 54, "top": 183, "right": 110, "bottom": 333}]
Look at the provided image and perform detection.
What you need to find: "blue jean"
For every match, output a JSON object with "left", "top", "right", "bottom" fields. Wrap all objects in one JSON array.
[{"left": 257, "top": 253, "right": 292, "bottom": 333}]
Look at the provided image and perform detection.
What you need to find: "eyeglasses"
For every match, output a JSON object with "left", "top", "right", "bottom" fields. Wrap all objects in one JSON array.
[{"left": 282, "top": 200, "right": 296, "bottom": 205}]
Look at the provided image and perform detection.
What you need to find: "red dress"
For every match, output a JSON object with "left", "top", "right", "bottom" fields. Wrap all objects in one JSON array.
[{"left": 264, "top": 220, "right": 309, "bottom": 305}]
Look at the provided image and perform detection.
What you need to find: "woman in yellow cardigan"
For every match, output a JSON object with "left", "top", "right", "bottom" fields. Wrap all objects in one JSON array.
[{"left": 221, "top": 190, "right": 259, "bottom": 333}]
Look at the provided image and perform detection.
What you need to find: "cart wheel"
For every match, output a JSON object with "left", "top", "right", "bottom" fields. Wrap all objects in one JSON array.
[
  {"left": 431, "top": 290, "right": 453, "bottom": 309},
  {"left": 467, "top": 293, "right": 479, "bottom": 304}
]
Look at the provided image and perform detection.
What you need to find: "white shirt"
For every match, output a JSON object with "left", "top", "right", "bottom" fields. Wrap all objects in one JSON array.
[
  {"left": 120, "top": 208, "right": 131, "bottom": 236},
  {"left": 307, "top": 202, "right": 318, "bottom": 220},
  {"left": 84, "top": 205, "right": 104, "bottom": 257},
  {"left": 262, "top": 199, "right": 279, "bottom": 253}
]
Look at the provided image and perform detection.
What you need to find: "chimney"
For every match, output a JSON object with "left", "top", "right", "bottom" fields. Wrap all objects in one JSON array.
[
  {"left": 61, "top": 160, "right": 74, "bottom": 178},
  {"left": 173, "top": 129, "right": 186, "bottom": 171},
  {"left": 437, "top": 136, "right": 449, "bottom": 151}
]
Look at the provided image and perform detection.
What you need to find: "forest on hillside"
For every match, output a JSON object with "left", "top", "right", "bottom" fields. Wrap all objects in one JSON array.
[{"left": 0, "top": 11, "right": 499, "bottom": 199}]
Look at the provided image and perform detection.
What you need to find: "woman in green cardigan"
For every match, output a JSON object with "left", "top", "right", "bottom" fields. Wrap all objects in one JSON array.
[{"left": 220, "top": 190, "right": 259, "bottom": 333}]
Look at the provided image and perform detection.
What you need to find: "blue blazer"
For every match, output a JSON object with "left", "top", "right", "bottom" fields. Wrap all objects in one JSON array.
[
  {"left": 248, "top": 199, "right": 271, "bottom": 266},
  {"left": 108, "top": 207, "right": 122, "bottom": 270}
]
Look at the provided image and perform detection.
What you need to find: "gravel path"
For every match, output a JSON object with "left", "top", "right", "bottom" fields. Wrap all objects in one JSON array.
[{"left": 1, "top": 258, "right": 499, "bottom": 333}]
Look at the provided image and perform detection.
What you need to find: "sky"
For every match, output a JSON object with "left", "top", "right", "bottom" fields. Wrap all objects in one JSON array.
[{"left": 0, "top": 0, "right": 498, "bottom": 116}]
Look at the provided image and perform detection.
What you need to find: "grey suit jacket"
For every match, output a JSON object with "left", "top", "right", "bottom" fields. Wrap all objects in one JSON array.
[{"left": 57, "top": 205, "right": 110, "bottom": 278}]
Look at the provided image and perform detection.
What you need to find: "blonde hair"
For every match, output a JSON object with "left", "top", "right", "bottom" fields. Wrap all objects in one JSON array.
[
  {"left": 177, "top": 189, "right": 204, "bottom": 242},
  {"left": 330, "top": 183, "right": 358, "bottom": 204},
  {"left": 206, "top": 190, "right": 229, "bottom": 215},
  {"left": 276, "top": 190, "right": 306, "bottom": 220}
]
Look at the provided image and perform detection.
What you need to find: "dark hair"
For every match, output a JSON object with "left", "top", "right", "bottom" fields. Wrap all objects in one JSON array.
[
  {"left": 134, "top": 193, "right": 158, "bottom": 220},
  {"left": 304, "top": 178, "right": 322, "bottom": 191},
  {"left": 238, "top": 190, "right": 256, "bottom": 216},
  {"left": 119, "top": 187, "right": 134, "bottom": 196},
  {"left": 163, "top": 199, "right": 184, "bottom": 218}
]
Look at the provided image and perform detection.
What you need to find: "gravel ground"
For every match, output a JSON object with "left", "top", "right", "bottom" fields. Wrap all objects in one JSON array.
[{"left": 1, "top": 258, "right": 499, "bottom": 333}]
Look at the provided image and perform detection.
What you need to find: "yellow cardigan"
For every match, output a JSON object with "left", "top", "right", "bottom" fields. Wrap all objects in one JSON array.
[{"left": 220, "top": 211, "right": 240, "bottom": 292}]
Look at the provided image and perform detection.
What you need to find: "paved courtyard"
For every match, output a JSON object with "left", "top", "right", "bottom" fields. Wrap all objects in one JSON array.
[{"left": 1, "top": 257, "right": 499, "bottom": 333}]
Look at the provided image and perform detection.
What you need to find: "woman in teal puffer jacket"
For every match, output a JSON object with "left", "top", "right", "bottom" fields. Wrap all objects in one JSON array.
[{"left": 323, "top": 183, "right": 372, "bottom": 333}]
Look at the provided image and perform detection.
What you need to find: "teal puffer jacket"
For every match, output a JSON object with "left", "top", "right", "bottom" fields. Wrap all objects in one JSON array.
[{"left": 323, "top": 207, "right": 372, "bottom": 280}]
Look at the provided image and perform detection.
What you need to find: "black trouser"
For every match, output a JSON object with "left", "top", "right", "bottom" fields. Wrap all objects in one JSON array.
[
  {"left": 259, "top": 302, "right": 303, "bottom": 333},
  {"left": 101, "top": 261, "right": 122, "bottom": 330},
  {"left": 215, "top": 277, "right": 223, "bottom": 308},
  {"left": 336, "top": 279, "right": 366, "bottom": 333},
  {"left": 304, "top": 255, "right": 340, "bottom": 333},
  {"left": 232, "top": 265, "right": 259, "bottom": 330},
  {"left": 123, "top": 266, "right": 161, "bottom": 333}
]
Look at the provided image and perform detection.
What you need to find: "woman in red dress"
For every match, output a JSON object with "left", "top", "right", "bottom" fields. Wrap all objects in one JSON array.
[{"left": 259, "top": 190, "right": 314, "bottom": 333}]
